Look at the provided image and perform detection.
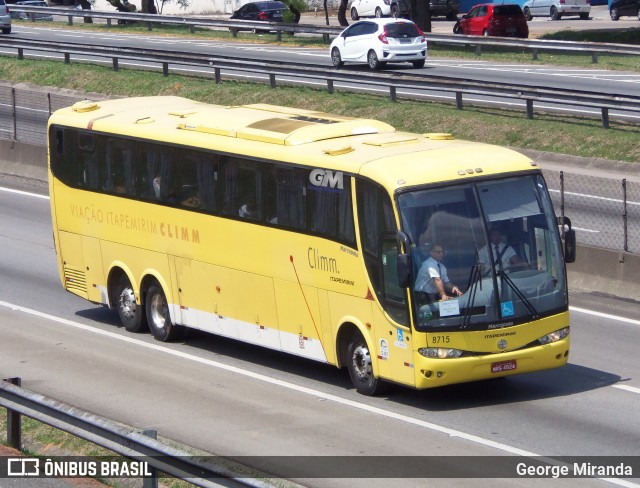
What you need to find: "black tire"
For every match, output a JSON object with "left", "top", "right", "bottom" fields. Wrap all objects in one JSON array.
[
  {"left": 375, "top": 7, "right": 383, "bottom": 18},
  {"left": 331, "top": 47, "right": 344, "bottom": 68},
  {"left": 114, "top": 274, "right": 147, "bottom": 333},
  {"left": 482, "top": 28, "right": 490, "bottom": 36},
  {"left": 550, "top": 6, "right": 561, "bottom": 20},
  {"left": 610, "top": 8, "right": 619, "bottom": 20},
  {"left": 1, "top": 27, "right": 10, "bottom": 34},
  {"left": 453, "top": 21, "right": 462, "bottom": 34},
  {"left": 367, "top": 50, "right": 382, "bottom": 70},
  {"left": 579, "top": 12, "right": 589, "bottom": 19},
  {"left": 446, "top": 11, "right": 458, "bottom": 21},
  {"left": 346, "top": 331, "right": 385, "bottom": 396},
  {"left": 391, "top": 4, "right": 400, "bottom": 18},
  {"left": 350, "top": 7, "right": 359, "bottom": 21},
  {"left": 412, "top": 59, "right": 425, "bottom": 68},
  {"left": 524, "top": 7, "right": 532, "bottom": 21},
  {"left": 146, "top": 281, "right": 181, "bottom": 342}
]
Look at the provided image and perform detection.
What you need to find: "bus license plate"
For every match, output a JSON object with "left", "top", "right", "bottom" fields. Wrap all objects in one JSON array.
[{"left": 492, "top": 360, "right": 517, "bottom": 373}]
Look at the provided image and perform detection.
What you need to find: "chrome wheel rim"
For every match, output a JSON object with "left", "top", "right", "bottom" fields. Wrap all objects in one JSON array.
[
  {"left": 352, "top": 344, "right": 372, "bottom": 381},
  {"left": 118, "top": 288, "right": 137, "bottom": 320}
]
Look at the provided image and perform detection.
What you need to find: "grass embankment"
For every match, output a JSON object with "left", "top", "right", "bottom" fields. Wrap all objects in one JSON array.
[{"left": 1, "top": 54, "right": 639, "bottom": 162}]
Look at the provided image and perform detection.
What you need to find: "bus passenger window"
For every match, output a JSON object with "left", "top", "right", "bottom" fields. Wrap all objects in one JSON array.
[
  {"left": 220, "top": 157, "right": 261, "bottom": 221},
  {"left": 102, "top": 140, "right": 136, "bottom": 197}
]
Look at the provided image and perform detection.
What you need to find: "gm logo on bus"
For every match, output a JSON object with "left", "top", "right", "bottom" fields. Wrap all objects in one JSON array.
[{"left": 309, "top": 169, "right": 344, "bottom": 191}]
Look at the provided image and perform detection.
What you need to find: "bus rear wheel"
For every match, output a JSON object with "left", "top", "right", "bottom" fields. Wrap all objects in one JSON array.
[
  {"left": 146, "top": 281, "right": 181, "bottom": 342},
  {"left": 347, "top": 331, "right": 386, "bottom": 395},
  {"left": 114, "top": 274, "right": 147, "bottom": 333}
]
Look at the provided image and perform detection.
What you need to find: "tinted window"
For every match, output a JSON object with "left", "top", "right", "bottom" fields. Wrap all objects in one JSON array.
[
  {"left": 385, "top": 22, "right": 420, "bottom": 38},
  {"left": 49, "top": 127, "right": 357, "bottom": 247},
  {"left": 494, "top": 5, "right": 524, "bottom": 15}
]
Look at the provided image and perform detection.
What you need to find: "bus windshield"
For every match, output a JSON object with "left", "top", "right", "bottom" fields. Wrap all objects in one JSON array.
[{"left": 397, "top": 174, "right": 567, "bottom": 331}]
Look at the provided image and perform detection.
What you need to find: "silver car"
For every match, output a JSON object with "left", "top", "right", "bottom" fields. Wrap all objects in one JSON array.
[
  {"left": 0, "top": 0, "right": 11, "bottom": 34},
  {"left": 522, "top": 0, "right": 591, "bottom": 20},
  {"left": 11, "top": 0, "right": 53, "bottom": 21}
]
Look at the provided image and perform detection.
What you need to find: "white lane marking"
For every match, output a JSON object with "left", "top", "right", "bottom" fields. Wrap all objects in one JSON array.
[
  {"left": 0, "top": 299, "right": 638, "bottom": 487},
  {"left": 570, "top": 306, "right": 640, "bottom": 327},
  {"left": 0, "top": 186, "right": 49, "bottom": 200},
  {"left": 549, "top": 188, "right": 640, "bottom": 206},
  {"left": 573, "top": 227, "right": 600, "bottom": 233},
  {"left": 613, "top": 385, "right": 640, "bottom": 395}
]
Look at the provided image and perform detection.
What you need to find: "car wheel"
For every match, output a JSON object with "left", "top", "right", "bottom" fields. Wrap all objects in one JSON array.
[
  {"left": 391, "top": 4, "right": 400, "bottom": 17},
  {"left": 331, "top": 47, "right": 344, "bottom": 68},
  {"left": 524, "top": 7, "right": 533, "bottom": 21},
  {"left": 367, "top": 50, "right": 382, "bottom": 70},
  {"left": 1, "top": 27, "right": 10, "bottom": 34},
  {"left": 412, "top": 59, "right": 425, "bottom": 68},
  {"left": 453, "top": 21, "right": 462, "bottom": 34},
  {"left": 579, "top": 12, "right": 589, "bottom": 19},
  {"left": 550, "top": 6, "right": 561, "bottom": 20},
  {"left": 609, "top": 8, "right": 619, "bottom": 20},
  {"left": 446, "top": 11, "right": 458, "bottom": 21},
  {"left": 482, "top": 28, "right": 490, "bottom": 36},
  {"left": 375, "top": 7, "right": 383, "bottom": 18},
  {"left": 350, "top": 7, "right": 359, "bottom": 21},
  {"left": 146, "top": 280, "right": 182, "bottom": 342}
]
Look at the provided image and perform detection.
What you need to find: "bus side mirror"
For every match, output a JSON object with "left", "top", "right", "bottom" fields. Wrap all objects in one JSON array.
[
  {"left": 558, "top": 216, "right": 576, "bottom": 263},
  {"left": 397, "top": 254, "right": 411, "bottom": 289},
  {"left": 564, "top": 229, "right": 576, "bottom": 263}
]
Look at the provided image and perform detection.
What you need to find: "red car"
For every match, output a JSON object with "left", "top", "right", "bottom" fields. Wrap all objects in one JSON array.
[{"left": 453, "top": 3, "right": 529, "bottom": 38}]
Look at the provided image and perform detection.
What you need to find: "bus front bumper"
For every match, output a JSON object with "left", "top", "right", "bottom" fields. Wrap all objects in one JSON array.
[{"left": 413, "top": 338, "right": 570, "bottom": 389}]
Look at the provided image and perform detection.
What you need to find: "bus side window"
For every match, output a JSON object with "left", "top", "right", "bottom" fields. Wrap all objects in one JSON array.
[
  {"left": 77, "top": 133, "right": 99, "bottom": 190},
  {"left": 102, "top": 140, "right": 136, "bottom": 196},
  {"left": 265, "top": 166, "right": 306, "bottom": 228},
  {"left": 309, "top": 173, "right": 355, "bottom": 246},
  {"left": 221, "top": 157, "right": 262, "bottom": 221}
]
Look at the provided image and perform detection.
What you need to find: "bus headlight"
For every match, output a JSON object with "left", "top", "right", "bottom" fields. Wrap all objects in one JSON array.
[
  {"left": 419, "top": 348, "right": 464, "bottom": 359},
  {"left": 537, "top": 327, "right": 570, "bottom": 345}
]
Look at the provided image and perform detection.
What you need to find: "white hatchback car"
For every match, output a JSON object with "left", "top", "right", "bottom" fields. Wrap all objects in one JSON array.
[
  {"left": 330, "top": 18, "right": 428, "bottom": 70},
  {"left": 522, "top": 0, "right": 591, "bottom": 20},
  {"left": 349, "top": 0, "right": 392, "bottom": 20}
]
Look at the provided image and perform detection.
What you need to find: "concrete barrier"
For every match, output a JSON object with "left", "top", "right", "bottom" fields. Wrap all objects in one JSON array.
[
  {"left": 0, "top": 140, "right": 48, "bottom": 182},
  {"left": 2, "top": 135, "right": 639, "bottom": 303}
]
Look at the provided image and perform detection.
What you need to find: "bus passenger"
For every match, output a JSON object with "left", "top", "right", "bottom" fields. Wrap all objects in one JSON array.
[
  {"left": 415, "top": 244, "right": 463, "bottom": 301},
  {"left": 479, "top": 227, "right": 526, "bottom": 274},
  {"left": 181, "top": 187, "right": 201, "bottom": 208}
]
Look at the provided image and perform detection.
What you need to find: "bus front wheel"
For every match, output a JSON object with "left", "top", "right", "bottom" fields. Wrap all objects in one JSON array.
[
  {"left": 146, "top": 281, "right": 181, "bottom": 342},
  {"left": 114, "top": 274, "right": 147, "bottom": 333},
  {"left": 347, "top": 331, "right": 386, "bottom": 395}
]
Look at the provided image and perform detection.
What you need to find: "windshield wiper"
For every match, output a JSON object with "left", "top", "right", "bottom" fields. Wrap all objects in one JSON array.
[
  {"left": 462, "top": 260, "right": 483, "bottom": 329},
  {"left": 497, "top": 270, "right": 538, "bottom": 318}
]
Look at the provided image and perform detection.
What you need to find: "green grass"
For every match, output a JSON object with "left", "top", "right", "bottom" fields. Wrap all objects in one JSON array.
[{"left": 1, "top": 56, "right": 639, "bottom": 162}]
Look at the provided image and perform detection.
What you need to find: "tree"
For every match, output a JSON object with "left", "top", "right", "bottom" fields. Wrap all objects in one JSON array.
[
  {"left": 337, "top": 0, "right": 348, "bottom": 26},
  {"left": 74, "top": 0, "right": 93, "bottom": 23},
  {"left": 414, "top": 0, "right": 432, "bottom": 32}
]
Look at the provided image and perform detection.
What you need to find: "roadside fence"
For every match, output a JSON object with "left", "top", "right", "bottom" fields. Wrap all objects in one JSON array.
[{"left": 1, "top": 377, "right": 273, "bottom": 488}]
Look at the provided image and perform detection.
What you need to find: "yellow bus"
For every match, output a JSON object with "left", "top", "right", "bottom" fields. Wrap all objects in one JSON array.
[{"left": 48, "top": 96, "right": 576, "bottom": 395}]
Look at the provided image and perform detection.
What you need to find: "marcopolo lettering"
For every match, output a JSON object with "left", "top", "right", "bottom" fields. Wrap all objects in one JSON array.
[{"left": 309, "top": 169, "right": 344, "bottom": 190}]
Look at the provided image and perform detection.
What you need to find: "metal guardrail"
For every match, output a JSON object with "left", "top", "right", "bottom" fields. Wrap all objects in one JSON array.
[
  {"left": 1, "top": 36, "right": 639, "bottom": 128},
  {"left": 10, "top": 5, "right": 640, "bottom": 61},
  {"left": 0, "top": 378, "right": 273, "bottom": 488}
]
